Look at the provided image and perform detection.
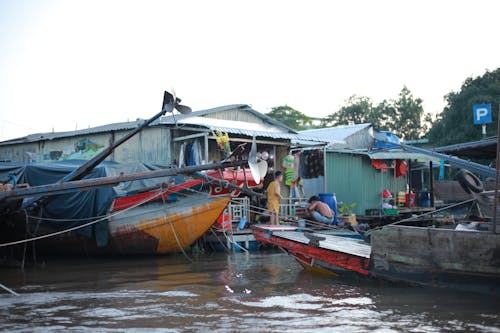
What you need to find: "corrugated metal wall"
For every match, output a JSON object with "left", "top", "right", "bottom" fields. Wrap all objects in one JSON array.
[
  {"left": 325, "top": 152, "right": 407, "bottom": 215},
  {"left": 113, "top": 127, "right": 171, "bottom": 164},
  {"left": 0, "top": 142, "right": 39, "bottom": 163},
  {"left": 0, "top": 127, "right": 171, "bottom": 164},
  {"left": 205, "top": 109, "right": 267, "bottom": 125}
]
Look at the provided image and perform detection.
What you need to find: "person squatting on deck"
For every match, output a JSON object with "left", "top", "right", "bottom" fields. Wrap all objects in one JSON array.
[
  {"left": 307, "top": 195, "right": 335, "bottom": 224},
  {"left": 266, "top": 171, "right": 283, "bottom": 225}
]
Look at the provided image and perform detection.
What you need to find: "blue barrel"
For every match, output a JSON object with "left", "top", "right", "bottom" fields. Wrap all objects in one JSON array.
[
  {"left": 419, "top": 192, "right": 430, "bottom": 207},
  {"left": 318, "top": 193, "right": 338, "bottom": 225}
]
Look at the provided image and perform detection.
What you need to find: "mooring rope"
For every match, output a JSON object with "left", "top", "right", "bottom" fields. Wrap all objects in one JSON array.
[
  {"left": 240, "top": 200, "right": 343, "bottom": 231},
  {"left": 169, "top": 221, "right": 193, "bottom": 263},
  {"left": 21, "top": 181, "right": 206, "bottom": 222},
  {"left": 0, "top": 283, "right": 19, "bottom": 296},
  {"left": 209, "top": 227, "right": 230, "bottom": 253},
  {"left": 362, "top": 198, "right": 478, "bottom": 237}
]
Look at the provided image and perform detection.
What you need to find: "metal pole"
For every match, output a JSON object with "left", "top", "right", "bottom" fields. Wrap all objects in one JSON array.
[
  {"left": 493, "top": 106, "right": 500, "bottom": 234},
  {"left": 429, "top": 161, "right": 435, "bottom": 207}
]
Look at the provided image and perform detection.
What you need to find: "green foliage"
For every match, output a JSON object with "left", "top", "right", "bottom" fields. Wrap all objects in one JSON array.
[
  {"left": 321, "top": 95, "right": 375, "bottom": 127},
  {"left": 322, "top": 87, "right": 429, "bottom": 140},
  {"left": 266, "top": 105, "right": 313, "bottom": 130},
  {"left": 338, "top": 202, "right": 357, "bottom": 216},
  {"left": 391, "top": 86, "right": 428, "bottom": 140},
  {"left": 427, "top": 69, "right": 500, "bottom": 146}
]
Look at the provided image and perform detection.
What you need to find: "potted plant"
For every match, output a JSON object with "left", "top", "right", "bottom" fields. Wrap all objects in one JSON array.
[{"left": 338, "top": 202, "right": 357, "bottom": 226}]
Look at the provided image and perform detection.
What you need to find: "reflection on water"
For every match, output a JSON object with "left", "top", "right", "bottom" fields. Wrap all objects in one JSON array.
[{"left": 0, "top": 252, "right": 499, "bottom": 332}]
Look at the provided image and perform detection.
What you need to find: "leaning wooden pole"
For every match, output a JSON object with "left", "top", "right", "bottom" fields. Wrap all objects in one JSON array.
[
  {"left": 0, "top": 161, "right": 246, "bottom": 202},
  {"left": 61, "top": 91, "right": 177, "bottom": 183}
]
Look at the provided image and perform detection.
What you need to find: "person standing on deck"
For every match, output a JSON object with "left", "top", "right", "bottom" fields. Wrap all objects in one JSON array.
[
  {"left": 266, "top": 171, "right": 283, "bottom": 225},
  {"left": 307, "top": 195, "right": 335, "bottom": 224}
]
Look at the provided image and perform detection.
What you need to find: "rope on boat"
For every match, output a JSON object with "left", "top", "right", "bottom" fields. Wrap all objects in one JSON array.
[
  {"left": 21, "top": 181, "right": 204, "bottom": 222},
  {"left": 209, "top": 227, "right": 230, "bottom": 253},
  {"left": 0, "top": 188, "right": 167, "bottom": 248},
  {"left": 385, "top": 198, "right": 476, "bottom": 225},
  {"left": 222, "top": 229, "right": 249, "bottom": 254},
  {"left": 0, "top": 283, "right": 19, "bottom": 296},
  {"left": 359, "top": 198, "right": 478, "bottom": 237},
  {"left": 241, "top": 201, "right": 344, "bottom": 232},
  {"left": 169, "top": 221, "right": 193, "bottom": 263}
]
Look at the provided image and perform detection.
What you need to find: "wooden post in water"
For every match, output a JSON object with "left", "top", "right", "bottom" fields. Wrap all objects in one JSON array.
[{"left": 493, "top": 106, "right": 500, "bottom": 234}]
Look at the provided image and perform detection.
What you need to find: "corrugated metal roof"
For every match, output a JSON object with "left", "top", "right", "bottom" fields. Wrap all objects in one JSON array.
[
  {"left": 299, "top": 123, "right": 372, "bottom": 142},
  {"left": 162, "top": 116, "right": 328, "bottom": 142},
  {"left": 0, "top": 120, "right": 146, "bottom": 146},
  {"left": 161, "top": 104, "right": 296, "bottom": 133},
  {"left": 0, "top": 105, "right": 325, "bottom": 146},
  {"left": 434, "top": 137, "right": 497, "bottom": 159},
  {"left": 0, "top": 104, "right": 293, "bottom": 146},
  {"left": 327, "top": 149, "right": 439, "bottom": 161}
]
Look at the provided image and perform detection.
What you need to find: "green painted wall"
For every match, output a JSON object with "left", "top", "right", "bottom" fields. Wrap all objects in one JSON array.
[{"left": 325, "top": 152, "right": 407, "bottom": 215}]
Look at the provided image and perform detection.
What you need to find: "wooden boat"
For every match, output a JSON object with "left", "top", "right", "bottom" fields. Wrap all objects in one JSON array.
[
  {"left": 252, "top": 224, "right": 500, "bottom": 294},
  {"left": 3, "top": 163, "right": 259, "bottom": 256},
  {"left": 29, "top": 190, "right": 231, "bottom": 255},
  {"left": 109, "top": 192, "right": 230, "bottom": 254},
  {"left": 252, "top": 225, "right": 371, "bottom": 276},
  {"left": 369, "top": 224, "right": 500, "bottom": 294}
]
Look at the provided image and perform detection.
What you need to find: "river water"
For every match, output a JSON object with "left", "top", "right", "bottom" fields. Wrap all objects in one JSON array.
[{"left": 0, "top": 252, "right": 499, "bottom": 332}]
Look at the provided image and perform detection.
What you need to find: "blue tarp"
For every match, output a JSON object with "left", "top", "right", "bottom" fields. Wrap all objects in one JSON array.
[{"left": 0, "top": 160, "right": 178, "bottom": 247}]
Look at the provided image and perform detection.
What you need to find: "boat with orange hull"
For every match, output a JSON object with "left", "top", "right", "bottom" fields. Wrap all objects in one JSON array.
[
  {"left": 108, "top": 192, "right": 230, "bottom": 254},
  {"left": 0, "top": 161, "right": 253, "bottom": 256},
  {"left": 30, "top": 191, "right": 231, "bottom": 255}
]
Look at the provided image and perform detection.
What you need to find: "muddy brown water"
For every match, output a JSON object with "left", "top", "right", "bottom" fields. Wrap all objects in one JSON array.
[{"left": 0, "top": 252, "right": 499, "bottom": 332}]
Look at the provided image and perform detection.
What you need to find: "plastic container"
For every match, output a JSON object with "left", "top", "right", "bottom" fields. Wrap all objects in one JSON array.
[
  {"left": 383, "top": 208, "right": 398, "bottom": 216},
  {"left": 419, "top": 192, "right": 431, "bottom": 207},
  {"left": 237, "top": 216, "right": 247, "bottom": 230},
  {"left": 405, "top": 192, "right": 416, "bottom": 208},
  {"left": 396, "top": 192, "right": 406, "bottom": 208},
  {"left": 318, "top": 193, "right": 338, "bottom": 225}
]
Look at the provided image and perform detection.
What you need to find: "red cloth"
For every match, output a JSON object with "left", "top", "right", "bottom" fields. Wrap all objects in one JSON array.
[
  {"left": 395, "top": 160, "right": 408, "bottom": 177},
  {"left": 371, "top": 159, "right": 388, "bottom": 172}
]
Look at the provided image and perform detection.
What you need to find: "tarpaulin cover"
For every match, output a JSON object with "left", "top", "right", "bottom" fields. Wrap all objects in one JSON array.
[{"left": 0, "top": 160, "right": 178, "bottom": 247}]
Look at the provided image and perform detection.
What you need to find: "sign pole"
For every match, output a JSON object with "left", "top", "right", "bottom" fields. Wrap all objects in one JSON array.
[{"left": 473, "top": 103, "right": 492, "bottom": 137}]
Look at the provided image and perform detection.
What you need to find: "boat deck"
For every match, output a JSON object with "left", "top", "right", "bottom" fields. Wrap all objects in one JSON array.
[
  {"left": 255, "top": 225, "right": 371, "bottom": 258},
  {"left": 272, "top": 231, "right": 371, "bottom": 258}
]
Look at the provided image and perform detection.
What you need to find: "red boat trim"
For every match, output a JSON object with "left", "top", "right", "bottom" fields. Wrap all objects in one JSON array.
[
  {"left": 253, "top": 227, "right": 371, "bottom": 276},
  {"left": 112, "top": 179, "right": 202, "bottom": 211}
]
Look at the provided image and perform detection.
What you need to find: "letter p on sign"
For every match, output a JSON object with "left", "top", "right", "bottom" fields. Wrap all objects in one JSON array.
[{"left": 473, "top": 104, "right": 492, "bottom": 125}]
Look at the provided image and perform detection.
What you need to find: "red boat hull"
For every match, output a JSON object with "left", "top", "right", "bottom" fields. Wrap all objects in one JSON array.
[{"left": 252, "top": 225, "right": 371, "bottom": 276}]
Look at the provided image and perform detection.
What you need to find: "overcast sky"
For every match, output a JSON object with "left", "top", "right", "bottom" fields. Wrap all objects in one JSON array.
[{"left": 0, "top": 0, "right": 499, "bottom": 140}]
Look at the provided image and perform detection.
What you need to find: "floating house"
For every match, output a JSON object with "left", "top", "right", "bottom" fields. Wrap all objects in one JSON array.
[
  {"left": 0, "top": 104, "right": 325, "bottom": 169},
  {"left": 298, "top": 125, "right": 437, "bottom": 217}
]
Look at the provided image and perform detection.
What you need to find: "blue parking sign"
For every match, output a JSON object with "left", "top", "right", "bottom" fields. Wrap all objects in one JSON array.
[{"left": 473, "top": 104, "right": 492, "bottom": 125}]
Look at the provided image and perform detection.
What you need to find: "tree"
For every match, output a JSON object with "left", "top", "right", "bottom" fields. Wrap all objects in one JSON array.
[
  {"left": 427, "top": 69, "right": 500, "bottom": 146},
  {"left": 322, "top": 88, "right": 429, "bottom": 140},
  {"left": 391, "top": 86, "right": 427, "bottom": 140},
  {"left": 321, "top": 95, "right": 376, "bottom": 127},
  {"left": 266, "top": 105, "right": 312, "bottom": 130}
]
